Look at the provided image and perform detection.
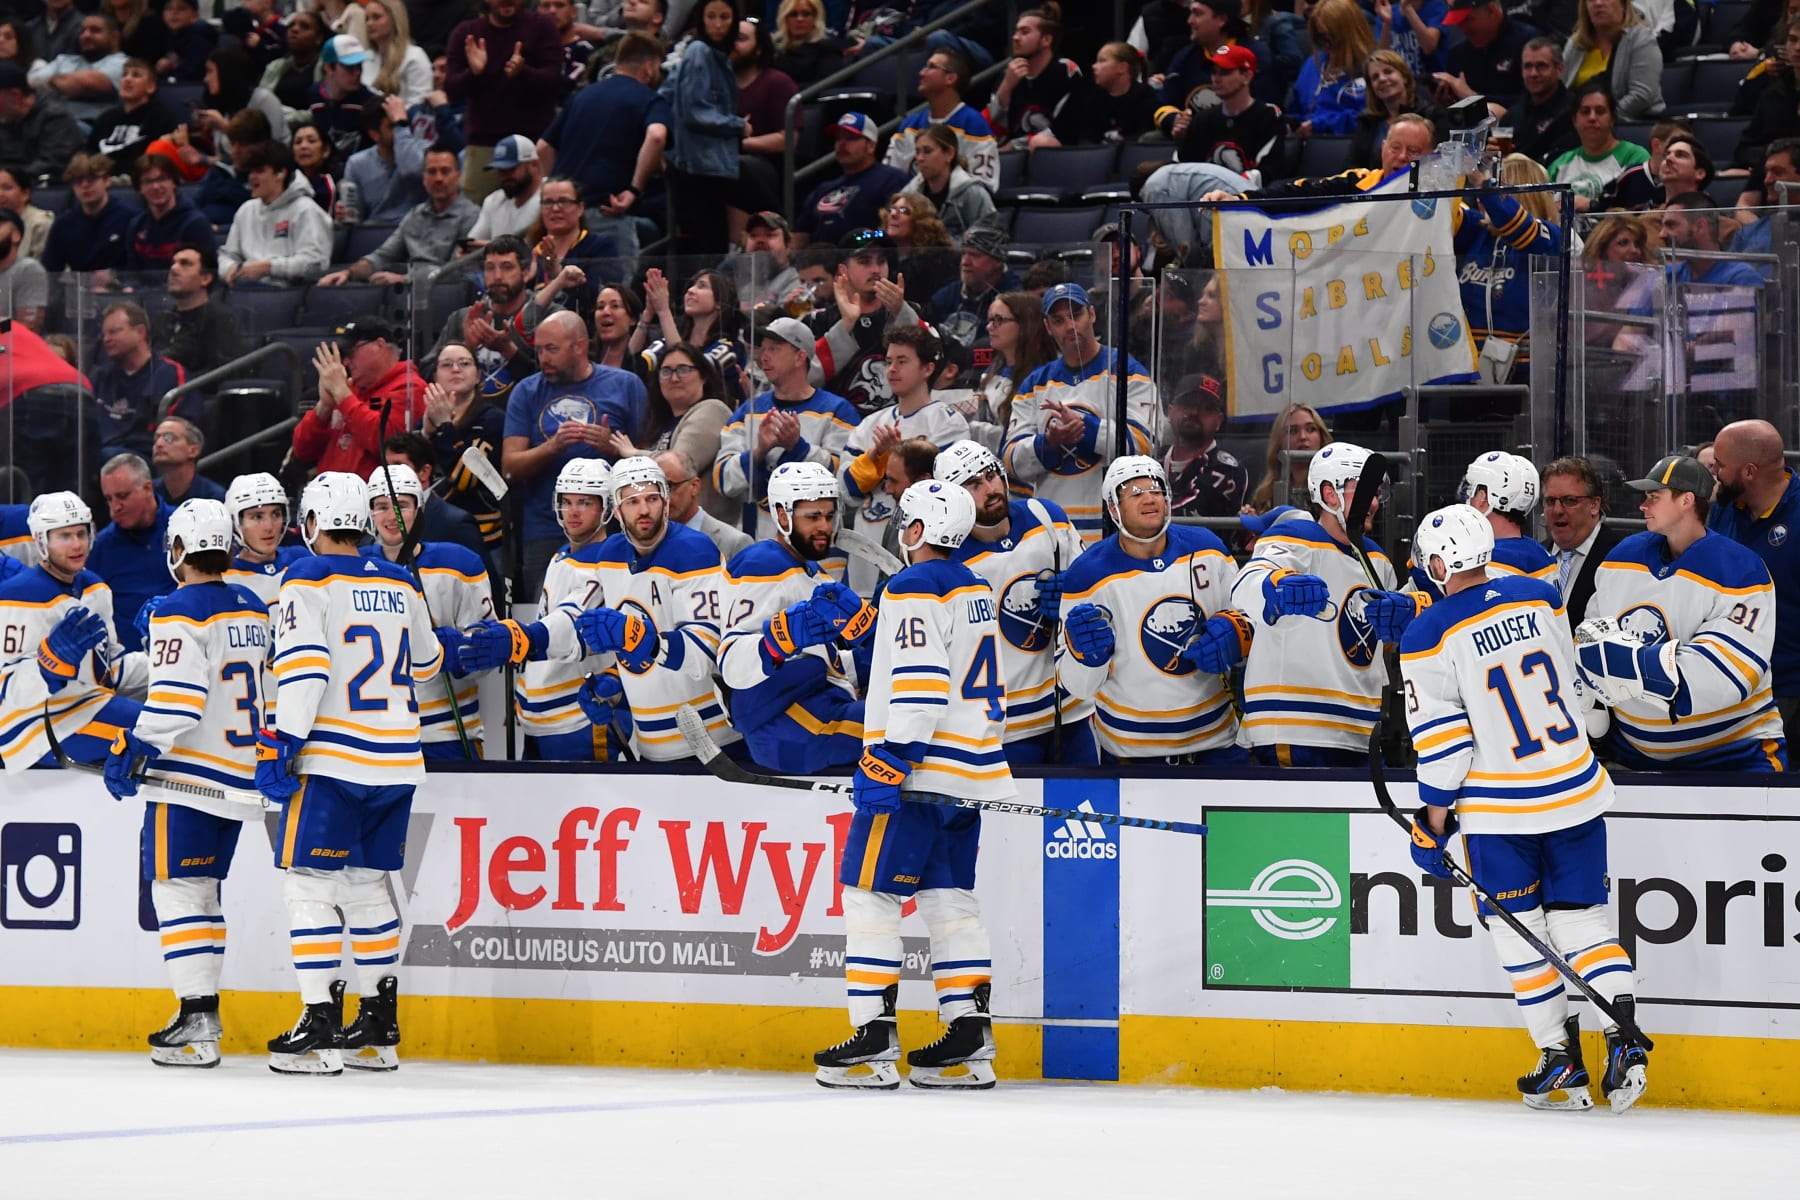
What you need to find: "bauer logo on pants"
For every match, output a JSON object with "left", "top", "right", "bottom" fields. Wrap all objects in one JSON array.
[{"left": 1203, "top": 811, "right": 1350, "bottom": 988}]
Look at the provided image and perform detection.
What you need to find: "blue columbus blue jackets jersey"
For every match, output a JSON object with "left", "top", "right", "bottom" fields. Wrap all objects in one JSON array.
[
  {"left": 135, "top": 581, "right": 271, "bottom": 794},
  {"left": 1400, "top": 574, "right": 1612, "bottom": 835},
  {"left": 717, "top": 539, "right": 862, "bottom": 737},
  {"left": 1410, "top": 534, "right": 1557, "bottom": 598},
  {"left": 1707, "top": 468, "right": 1800, "bottom": 695}
]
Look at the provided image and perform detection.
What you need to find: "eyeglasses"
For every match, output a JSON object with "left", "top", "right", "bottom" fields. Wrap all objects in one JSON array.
[
  {"left": 541, "top": 197, "right": 582, "bottom": 209},
  {"left": 659, "top": 363, "right": 698, "bottom": 379},
  {"left": 1542, "top": 494, "right": 1599, "bottom": 508},
  {"left": 887, "top": 203, "right": 911, "bottom": 215},
  {"left": 987, "top": 314, "right": 1016, "bottom": 325},
  {"left": 155, "top": 430, "right": 186, "bottom": 443}
]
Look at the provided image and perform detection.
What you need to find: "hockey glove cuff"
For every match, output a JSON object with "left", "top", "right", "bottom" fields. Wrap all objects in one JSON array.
[
  {"left": 853, "top": 745, "right": 910, "bottom": 815},
  {"left": 1409, "top": 805, "right": 1459, "bottom": 880},
  {"left": 575, "top": 673, "right": 633, "bottom": 739},
  {"left": 39, "top": 606, "right": 108, "bottom": 690},
  {"left": 1183, "top": 610, "right": 1255, "bottom": 674}
]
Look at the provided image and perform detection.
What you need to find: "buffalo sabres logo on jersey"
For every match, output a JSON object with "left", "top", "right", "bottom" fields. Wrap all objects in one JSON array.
[
  {"left": 996, "top": 574, "right": 1053, "bottom": 653},
  {"left": 1339, "top": 584, "right": 1380, "bottom": 667},
  {"left": 539, "top": 394, "right": 600, "bottom": 438},
  {"left": 862, "top": 493, "right": 894, "bottom": 524},
  {"left": 1141, "top": 597, "right": 1201, "bottom": 675},
  {"left": 1616, "top": 604, "right": 1670, "bottom": 645},
  {"left": 1771, "top": 525, "right": 1788, "bottom": 547}
]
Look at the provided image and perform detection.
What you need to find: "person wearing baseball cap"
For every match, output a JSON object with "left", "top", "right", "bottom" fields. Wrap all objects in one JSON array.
[
  {"left": 1164, "top": 372, "right": 1247, "bottom": 517},
  {"left": 312, "top": 34, "right": 380, "bottom": 158},
  {"left": 926, "top": 216, "right": 1020, "bottom": 346},
  {"left": 1577, "top": 450, "right": 1786, "bottom": 773},
  {"left": 1148, "top": 38, "right": 1285, "bottom": 249},
  {"left": 1436, "top": 1, "right": 1538, "bottom": 112},
  {"left": 292, "top": 314, "right": 429, "bottom": 479},
  {"left": 739, "top": 211, "right": 799, "bottom": 306},
  {"left": 1154, "top": 0, "right": 1276, "bottom": 113},
  {"left": 469, "top": 134, "right": 544, "bottom": 246},
  {"left": 793, "top": 111, "right": 909, "bottom": 248}
]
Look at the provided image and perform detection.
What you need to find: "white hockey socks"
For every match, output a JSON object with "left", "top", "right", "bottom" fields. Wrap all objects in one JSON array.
[
  {"left": 285, "top": 868, "right": 344, "bottom": 1005},
  {"left": 842, "top": 886, "right": 904, "bottom": 1027},
  {"left": 1486, "top": 907, "right": 1572, "bottom": 1049},
  {"left": 340, "top": 867, "right": 402, "bottom": 996},
  {"left": 916, "top": 888, "right": 992, "bottom": 1024},
  {"left": 1547, "top": 906, "right": 1636, "bottom": 1016},
  {"left": 152, "top": 877, "right": 224, "bottom": 999}
]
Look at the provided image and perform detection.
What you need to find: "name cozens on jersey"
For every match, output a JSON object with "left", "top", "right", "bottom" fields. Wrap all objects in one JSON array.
[
  {"left": 1470, "top": 610, "right": 1542, "bottom": 657},
  {"left": 352, "top": 588, "right": 410, "bottom": 614}
]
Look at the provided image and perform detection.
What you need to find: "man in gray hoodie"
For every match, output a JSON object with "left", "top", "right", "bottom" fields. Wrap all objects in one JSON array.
[{"left": 220, "top": 143, "right": 333, "bottom": 285}]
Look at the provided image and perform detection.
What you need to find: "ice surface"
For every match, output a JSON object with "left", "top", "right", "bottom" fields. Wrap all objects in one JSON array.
[{"left": 0, "top": 1049, "right": 1791, "bottom": 1199}]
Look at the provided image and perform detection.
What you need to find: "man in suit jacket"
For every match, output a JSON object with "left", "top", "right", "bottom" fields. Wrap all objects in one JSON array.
[
  {"left": 385, "top": 431, "right": 504, "bottom": 605},
  {"left": 1542, "top": 455, "right": 1624, "bottom": 625},
  {"left": 657, "top": 449, "right": 751, "bottom": 564}
]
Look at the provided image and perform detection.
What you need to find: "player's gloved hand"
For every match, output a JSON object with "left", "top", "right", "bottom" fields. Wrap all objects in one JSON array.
[
  {"left": 853, "top": 744, "right": 910, "bottom": 815},
  {"left": 103, "top": 729, "right": 158, "bottom": 801},
  {"left": 1409, "top": 805, "right": 1459, "bottom": 880},
  {"left": 810, "top": 580, "right": 876, "bottom": 643},
  {"left": 459, "top": 618, "right": 545, "bottom": 672},
  {"left": 435, "top": 626, "right": 470, "bottom": 676},
  {"left": 1261, "top": 568, "right": 1331, "bottom": 623},
  {"left": 1064, "top": 603, "right": 1114, "bottom": 666},
  {"left": 254, "top": 729, "right": 304, "bottom": 803},
  {"left": 1360, "top": 589, "right": 1430, "bottom": 643},
  {"left": 38, "top": 606, "right": 109, "bottom": 690},
  {"left": 575, "top": 672, "right": 633, "bottom": 739},
  {"left": 1036, "top": 569, "right": 1064, "bottom": 623},
  {"left": 0, "top": 555, "right": 22, "bottom": 584},
  {"left": 575, "top": 605, "right": 659, "bottom": 672},
  {"left": 133, "top": 594, "right": 168, "bottom": 648},
  {"left": 1577, "top": 629, "right": 1680, "bottom": 706},
  {"left": 762, "top": 598, "right": 835, "bottom": 663},
  {"left": 1570, "top": 668, "right": 1612, "bottom": 738},
  {"left": 1181, "top": 610, "right": 1254, "bottom": 673}
]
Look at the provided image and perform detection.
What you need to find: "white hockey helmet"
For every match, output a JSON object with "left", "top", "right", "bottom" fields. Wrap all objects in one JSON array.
[
  {"left": 1103, "top": 454, "right": 1171, "bottom": 542},
  {"left": 367, "top": 463, "right": 425, "bottom": 511},
  {"left": 1414, "top": 503, "right": 1494, "bottom": 589},
  {"left": 609, "top": 455, "right": 669, "bottom": 503},
  {"left": 767, "top": 461, "right": 839, "bottom": 537},
  {"left": 555, "top": 457, "right": 615, "bottom": 534},
  {"left": 27, "top": 491, "right": 93, "bottom": 558},
  {"left": 1307, "top": 441, "right": 1373, "bottom": 520},
  {"left": 935, "top": 439, "right": 1006, "bottom": 489},
  {"left": 298, "top": 471, "right": 372, "bottom": 551},
  {"left": 165, "top": 498, "right": 233, "bottom": 575},
  {"left": 225, "top": 472, "right": 288, "bottom": 540},
  {"left": 1459, "top": 451, "right": 1539, "bottom": 517},
  {"left": 897, "top": 478, "right": 977, "bottom": 554}
]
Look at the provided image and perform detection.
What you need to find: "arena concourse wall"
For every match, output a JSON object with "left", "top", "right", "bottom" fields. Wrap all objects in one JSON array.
[{"left": 2, "top": 767, "right": 1796, "bottom": 1113}]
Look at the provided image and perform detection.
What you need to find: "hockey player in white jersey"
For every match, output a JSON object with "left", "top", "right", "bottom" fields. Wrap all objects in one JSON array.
[
  {"left": 1, "top": 502, "right": 37, "bottom": 576},
  {"left": 716, "top": 461, "right": 879, "bottom": 774},
  {"left": 102, "top": 499, "right": 270, "bottom": 1068},
  {"left": 815, "top": 479, "right": 1010, "bottom": 1091},
  {"left": 1229, "top": 442, "right": 1401, "bottom": 766},
  {"left": 1409, "top": 453, "right": 1556, "bottom": 596},
  {"left": 1003, "top": 283, "right": 1159, "bottom": 543},
  {"left": 936, "top": 440, "right": 1096, "bottom": 764},
  {"left": 1057, "top": 456, "right": 1250, "bottom": 763},
  {"left": 1400, "top": 504, "right": 1648, "bottom": 1112},
  {"left": 364, "top": 464, "right": 492, "bottom": 759},
  {"left": 1578, "top": 454, "right": 1785, "bottom": 772},
  {"left": 0, "top": 492, "right": 142, "bottom": 769},
  {"left": 258, "top": 472, "right": 445, "bottom": 1075},
  {"left": 223, "top": 473, "right": 308, "bottom": 608}
]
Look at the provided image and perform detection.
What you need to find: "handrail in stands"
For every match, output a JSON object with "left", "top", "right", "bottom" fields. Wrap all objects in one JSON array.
[{"left": 156, "top": 340, "right": 305, "bottom": 472}]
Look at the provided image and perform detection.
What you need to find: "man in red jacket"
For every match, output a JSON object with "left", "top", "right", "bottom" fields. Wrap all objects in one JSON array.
[{"left": 291, "top": 318, "right": 428, "bottom": 480}]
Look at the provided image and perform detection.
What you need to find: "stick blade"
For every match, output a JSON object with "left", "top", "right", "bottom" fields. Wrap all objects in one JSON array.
[
  {"left": 460, "top": 446, "right": 509, "bottom": 499},
  {"left": 675, "top": 704, "right": 721, "bottom": 763}
]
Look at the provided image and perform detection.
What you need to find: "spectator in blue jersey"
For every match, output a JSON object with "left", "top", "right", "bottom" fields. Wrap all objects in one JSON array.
[
  {"left": 793, "top": 111, "right": 909, "bottom": 248},
  {"left": 502, "top": 310, "right": 649, "bottom": 597},
  {"left": 150, "top": 417, "right": 226, "bottom": 506},
  {"left": 308, "top": 33, "right": 378, "bottom": 159},
  {"left": 89, "top": 452, "right": 175, "bottom": 653},
  {"left": 1290, "top": 0, "right": 1372, "bottom": 137},
  {"left": 1732, "top": 138, "right": 1800, "bottom": 260},
  {"left": 885, "top": 48, "right": 999, "bottom": 191},
  {"left": 1156, "top": 0, "right": 1280, "bottom": 110},
  {"left": 91, "top": 300, "right": 185, "bottom": 460},
  {"left": 1372, "top": 0, "right": 1449, "bottom": 80},
  {"left": 123, "top": 151, "right": 214, "bottom": 271},
  {"left": 1455, "top": 154, "right": 1564, "bottom": 383},
  {"left": 41, "top": 152, "right": 137, "bottom": 274}
]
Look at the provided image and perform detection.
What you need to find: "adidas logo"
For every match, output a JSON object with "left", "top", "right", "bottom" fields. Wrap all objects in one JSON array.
[
  {"left": 1045, "top": 800, "right": 1118, "bottom": 860},
  {"left": 1485, "top": 589, "right": 1501, "bottom": 600},
  {"left": 364, "top": 561, "right": 380, "bottom": 572}
]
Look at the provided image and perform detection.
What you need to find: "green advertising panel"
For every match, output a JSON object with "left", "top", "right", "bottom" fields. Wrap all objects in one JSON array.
[{"left": 1204, "top": 811, "right": 1351, "bottom": 989}]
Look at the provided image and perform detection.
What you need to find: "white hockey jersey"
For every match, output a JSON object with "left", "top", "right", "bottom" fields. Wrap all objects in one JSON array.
[
  {"left": 367, "top": 543, "right": 493, "bottom": 748},
  {"left": 268, "top": 554, "right": 444, "bottom": 785},
  {"left": 1003, "top": 348, "right": 1160, "bottom": 543},
  {"left": 864, "top": 557, "right": 1014, "bottom": 801},
  {"left": 839, "top": 398, "right": 970, "bottom": 594},
  {"left": 135, "top": 581, "right": 271, "bottom": 793},
  {"left": 1399, "top": 574, "right": 1612, "bottom": 835},
  {"left": 1588, "top": 530, "right": 1784, "bottom": 769},
  {"left": 589, "top": 523, "right": 739, "bottom": 760},
  {"left": 951, "top": 499, "right": 1091, "bottom": 742},
  {"left": 717, "top": 539, "right": 861, "bottom": 736},
  {"left": 714, "top": 388, "right": 861, "bottom": 539},
  {"left": 1231, "top": 517, "right": 1399, "bottom": 752},
  {"left": 225, "top": 546, "right": 312, "bottom": 610},
  {"left": 516, "top": 542, "right": 609, "bottom": 739},
  {"left": 0, "top": 567, "right": 129, "bottom": 770},
  {"left": 1058, "top": 524, "right": 1243, "bottom": 756}
]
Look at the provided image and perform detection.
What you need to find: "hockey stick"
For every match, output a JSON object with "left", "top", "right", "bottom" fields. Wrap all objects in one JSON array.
[
  {"left": 675, "top": 705, "right": 1207, "bottom": 835},
  {"left": 1022, "top": 497, "right": 1062, "bottom": 759},
  {"left": 43, "top": 708, "right": 271, "bottom": 821},
  {"left": 1367, "top": 720, "right": 1653, "bottom": 1050},
  {"left": 458, "top": 446, "right": 509, "bottom": 500},
  {"left": 834, "top": 527, "right": 905, "bottom": 580}
]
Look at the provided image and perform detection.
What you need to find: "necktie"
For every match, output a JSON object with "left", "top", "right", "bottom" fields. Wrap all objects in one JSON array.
[{"left": 1557, "top": 548, "right": 1578, "bottom": 596}]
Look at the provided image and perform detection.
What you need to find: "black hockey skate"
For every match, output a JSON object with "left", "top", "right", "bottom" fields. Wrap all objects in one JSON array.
[
  {"left": 269, "top": 982, "right": 345, "bottom": 1076},
  {"left": 907, "top": 982, "right": 996, "bottom": 1090},
  {"left": 147, "top": 994, "right": 222, "bottom": 1068},
  {"left": 343, "top": 976, "right": 402, "bottom": 1072},
  {"left": 1518, "top": 1015, "right": 1593, "bottom": 1111},
  {"left": 1601, "top": 996, "right": 1649, "bottom": 1114},
  {"left": 814, "top": 983, "right": 901, "bottom": 1090}
]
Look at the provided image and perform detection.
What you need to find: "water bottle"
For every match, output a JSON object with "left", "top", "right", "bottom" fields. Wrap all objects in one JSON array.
[{"left": 339, "top": 178, "right": 361, "bottom": 221}]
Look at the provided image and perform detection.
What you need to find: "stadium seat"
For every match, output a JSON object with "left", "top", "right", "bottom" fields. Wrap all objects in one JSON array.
[
  {"left": 1686, "top": 56, "right": 1753, "bottom": 113},
  {"left": 1012, "top": 204, "right": 1109, "bottom": 246},
  {"left": 1691, "top": 115, "right": 1750, "bottom": 166},
  {"left": 998, "top": 148, "right": 1028, "bottom": 191},
  {"left": 343, "top": 221, "right": 399, "bottom": 263},
  {"left": 1705, "top": 175, "right": 1747, "bottom": 208},
  {"left": 300, "top": 282, "right": 401, "bottom": 332},
  {"left": 226, "top": 286, "right": 306, "bottom": 335},
  {"left": 160, "top": 82, "right": 205, "bottom": 114},
  {"left": 1028, "top": 144, "right": 1121, "bottom": 198},
  {"left": 1615, "top": 122, "right": 1654, "bottom": 149},
  {"left": 1296, "top": 136, "right": 1351, "bottom": 178},
  {"left": 261, "top": 328, "right": 334, "bottom": 393},
  {"left": 1119, "top": 142, "right": 1174, "bottom": 181},
  {"left": 1705, "top": 1, "right": 1755, "bottom": 48},
  {"left": 33, "top": 185, "right": 70, "bottom": 215},
  {"left": 1660, "top": 61, "right": 1694, "bottom": 105}
]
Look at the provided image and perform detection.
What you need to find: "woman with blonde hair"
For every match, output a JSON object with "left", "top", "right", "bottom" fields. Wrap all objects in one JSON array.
[
  {"left": 1248, "top": 403, "right": 1334, "bottom": 513},
  {"left": 900, "top": 123, "right": 997, "bottom": 242},
  {"left": 881, "top": 192, "right": 959, "bottom": 307},
  {"left": 362, "top": 0, "right": 431, "bottom": 106},
  {"left": 1582, "top": 212, "right": 1654, "bottom": 343},
  {"left": 1562, "top": 0, "right": 1665, "bottom": 120},
  {"left": 1291, "top": 0, "right": 1375, "bottom": 136},
  {"left": 1351, "top": 48, "right": 1446, "bottom": 168},
  {"left": 1453, "top": 154, "right": 1565, "bottom": 380},
  {"left": 319, "top": 0, "right": 369, "bottom": 47},
  {"left": 107, "top": 0, "right": 166, "bottom": 62},
  {"left": 770, "top": 0, "right": 844, "bottom": 85}
]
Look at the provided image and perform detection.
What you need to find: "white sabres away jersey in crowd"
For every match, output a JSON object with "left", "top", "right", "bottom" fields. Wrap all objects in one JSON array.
[
  {"left": 0, "top": 505, "right": 37, "bottom": 569},
  {"left": 865, "top": 557, "right": 1014, "bottom": 800},
  {"left": 0, "top": 566, "right": 131, "bottom": 769},
  {"left": 367, "top": 543, "right": 493, "bottom": 748},
  {"left": 589, "top": 523, "right": 739, "bottom": 760},
  {"left": 516, "top": 542, "right": 609, "bottom": 739},
  {"left": 1003, "top": 349, "right": 1160, "bottom": 543},
  {"left": 268, "top": 554, "right": 444, "bottom": 785},
  {"left": 1058, "top": 524, "right": 1242, "bottom": 756},
  {"left": 714, "top": 390, "right": 861, "bottom": 539},
  {"left": 717, "top": 539, "right": 861, "bottom": 735},
  {"left": 1588, "top": 531, "right": 1784, "bottom": 769},
  {"left": 135, "top": 581, "right": 271, "bottom": 793},
  {"left": 1231, "top": 517, "right": 1399, "bottom": 753},
  {"left": 1400, "top": 574, "right": 1612, "bottom": 835},
  {"left": 226, "top": 546, "right": 312, "bottom": 609},
  {"left": 886, "top": 103, "right": 999, "bottom": 189},
  {"left": 1409, "top": 535, "right": 1557, "bottom": 597},
  {"left": 950, "top": 499, "right": 1092, "bottom": 742},
  {"left": 839, "top": 399, "right": 970, "bottom": 593}
]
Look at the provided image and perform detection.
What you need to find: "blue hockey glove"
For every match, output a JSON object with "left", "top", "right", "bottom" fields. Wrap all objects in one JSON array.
[
  {"left": 1360, "top": 590, "right": 1430, "bottom": 643},
  {"left": 103, "top": 729, "right": 158, "bottom": 801},
  {"left": 254, "top": 729, "right": 304, "bottom": 803},
  {"left": 134, "top": 594, "right": 168, "bottom": 649},
  {"left": 0, "top": 555, "right": 21, "bottom": 584},
  {"left": 38, "top": 606, "right": 108, "bottom": 690},
  {"left": 853, "top": 745, "right": 910, "bottom": 815},
  {"left": 1035, "top": 569, "right": 1064, "bottom": 623},
  {"left": 435, "top": 626, "right": 470, "bottom": 676},
  {"left": 1064, "top": 603, "right": 1114, "bottom": 666},
  {"left": 459, "top": 618, "right": 545, "bottom": 672},
  {"left": 575, "top": 673, "right": 633, "bottom": 739},
  {"left": 1181, "top": 610, "right": 1254, "bottom": 674},
  {"left": 1261, "top": 568, "right": 1331, "bottom": 623},
  {"left": 810, "top": 580, "right": 876, "bottom": 644},
  {"left": 1409, "top": 806, "right": 1459, "bottom": 880},
  {"left": 762, "top": 598, "right": 835, "bottom": 663},
  {"left": 574, "top": 606, "right": 659, "bottom": 672}
]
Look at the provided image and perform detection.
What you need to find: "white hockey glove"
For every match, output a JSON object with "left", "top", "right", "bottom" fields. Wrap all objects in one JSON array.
[
  {"left": 1569, "top": 663, "right": 1612, "bottom": 738},
  {"left": 1576, "top": 626, "right": 1680, "bottom": 706}
]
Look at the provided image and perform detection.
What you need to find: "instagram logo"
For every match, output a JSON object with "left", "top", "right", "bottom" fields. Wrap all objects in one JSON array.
[{"left": 1, "top": 823, "right": 82, "bottom": 930}]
